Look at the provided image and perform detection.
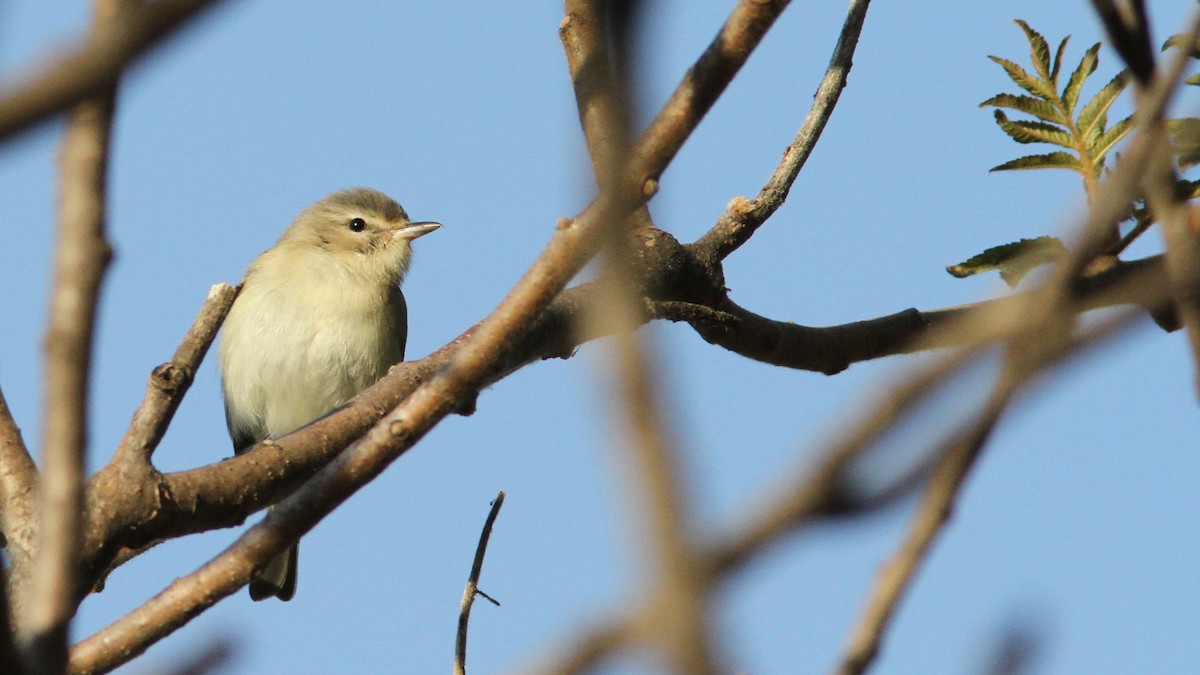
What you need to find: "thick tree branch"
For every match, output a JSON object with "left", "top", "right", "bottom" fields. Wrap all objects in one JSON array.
[
  {"left": 25, "top": 0, "right": 123, "bottom": 664},
  {"left": 696, "top": 0, "right": 873, "bottom": 259},
  {"left": 0, "top": 0, "right": 227, "bottom": 143}
]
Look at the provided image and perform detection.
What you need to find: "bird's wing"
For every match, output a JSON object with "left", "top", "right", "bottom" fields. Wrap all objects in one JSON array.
[{"left": 390, "top": 286, "right": 409, "bottom": 362}]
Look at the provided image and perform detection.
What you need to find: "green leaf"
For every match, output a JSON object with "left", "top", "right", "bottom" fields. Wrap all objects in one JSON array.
[
  {"left": 1090, "top": 115, "right": 1134, "bottom": 162},
  {"left": 1016, "top": 19, "right": 1053, "bottom": 82},
  {"left": 1163, "top": 33, "right": 1200, "bottom": 58},
  {"left": 980, "top": 93, "right": 1065, "bottom": 124},
  {"left": 991, "top": 152, "right": 1083, "bottom": 172},
  {"left": 1168, "top": 118, "right": 1200, "bottom": 170},
  {"left": 946, "top": 236, "right": 1067, "bottom": 287},
  {"left": 1186, "top": 73, "right": 1200, "bottom": 87},
  {"left": 1051, "top": 36, "right": 1071, "bottom": 84},
  {"left": 992, "top": 110, "right": 1075, "bottom": 147},
  {"left": 1062, "top": 43, "right": 1101, "bottom": 113},
  {"left": 1077, "top": 70, "right": 1130, "bottom": 137},
  {"left": 989, "top": 55, "right": 1056, "bottom": 100}
]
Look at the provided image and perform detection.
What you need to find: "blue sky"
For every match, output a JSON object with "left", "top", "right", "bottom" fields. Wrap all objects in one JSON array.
[{"left": 0, "top": 2, "right": 1197, "bottom": 674}]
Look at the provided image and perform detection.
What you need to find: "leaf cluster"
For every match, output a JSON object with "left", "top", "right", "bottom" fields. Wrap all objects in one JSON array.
[
  {"left": 950, "top": 20, "right": 1200, "bottom": 285},
  {"left": 980, "top": 20, "right": 1130, "bottom": 179}
]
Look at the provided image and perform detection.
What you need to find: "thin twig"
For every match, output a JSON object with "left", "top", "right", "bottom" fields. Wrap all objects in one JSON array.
[
  {"left": 110, "top": 283, "right": 238, "bottom": 466},
  {"left": 0, "top": 0, "right": 227, "bottom": 143},
  {"left": 696, "top": 0, "right": 873, "bottom": 260},
  {"left": 25, "top": 2, "right": 124, "bottom": 667},
  {"left": 455, "top": 491, "right": 505, "bottom": 675}
]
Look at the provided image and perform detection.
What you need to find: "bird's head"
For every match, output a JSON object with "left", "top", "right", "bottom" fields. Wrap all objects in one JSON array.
[{"left": 279, "top": 187, "right": 440, "bottom": 286}]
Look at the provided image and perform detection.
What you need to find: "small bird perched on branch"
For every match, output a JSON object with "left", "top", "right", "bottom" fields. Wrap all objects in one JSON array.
[{"left": 218, "top": 187, "right": 440, "bottom": 601}]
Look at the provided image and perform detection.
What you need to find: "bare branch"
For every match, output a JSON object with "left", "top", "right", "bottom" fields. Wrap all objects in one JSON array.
[
  {"left": 696, "top": 0, "right": 874, "bottom": 259},
  {"left": 631, "top": 0, "right": 791, "bottom": 185},
  {"left": 455, "top": 491, "right": 505, "bottom": 675},
  {"left": 110, "top": 283, "right": 238, "bottom": 467},
  {"left": 25, "top": 0, "right": 124, "bottom": 664}
]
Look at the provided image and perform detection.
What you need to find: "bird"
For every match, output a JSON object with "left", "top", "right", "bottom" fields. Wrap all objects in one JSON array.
[{"left": 217, "top": 187, "right": 439, "bottom": 601}]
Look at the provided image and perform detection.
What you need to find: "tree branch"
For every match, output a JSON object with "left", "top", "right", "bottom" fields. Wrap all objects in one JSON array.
[
  {"left": 0, "top": 0, "right": 228, "bottom": 143},
  {"left": 25, "top": 1, "right": 123, "bottom": 666},
  {"left": 110, "top": 283, "right": 238, "bottom": 467},
  {"left": 454, "top": 491, "right": 505, "bottom": 675},
  {"left": 695, "top": 0, "right": 873, "bottom": 259}
]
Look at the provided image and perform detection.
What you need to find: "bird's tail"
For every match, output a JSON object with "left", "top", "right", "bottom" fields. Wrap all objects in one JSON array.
[{"left": 249, "top": 508, "right": 298, "bottom": 601}]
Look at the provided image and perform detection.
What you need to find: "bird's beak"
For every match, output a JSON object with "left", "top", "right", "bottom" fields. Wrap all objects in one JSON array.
[{"left": 393, "top": 221, "right": 441, "bottom": 241}]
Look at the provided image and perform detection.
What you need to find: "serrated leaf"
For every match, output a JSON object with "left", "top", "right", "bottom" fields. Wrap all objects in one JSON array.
[
  {"left": 1016, "top": 19, "right": 1053, "bottom": 82},
  {"left": 980, "top": 93, "right": 1065, "bottom": 124},
  {"left": 989, "top": 55, "right": 1056, "bottom": 100},
  {"left": 1062, "top": 43, "right": 1101, "bottom": 113},
  {"left": 1077, "top": 69, "right": 1130, "bottom": 137},
  {"left": 1090, "top": 115, "right": 1134, "bottom": 162},
  {"left": 1051, "top": 36, "right": 1070, "bottom": 84},
  {"left": 1163, "top": 33, "right": 1200, "bottom": 58},
  {"left": 1168, "top": 118, "right": 1200, "bottom": 170},
  {"left": 993, "top": 110, "right": 1075, "bottom": 147},
  {"left": 991, "top": 152, "right": 1082, "bottom": 172},
  {"left": 946, "top": 236, "right": 1066, "bottom": 287}
]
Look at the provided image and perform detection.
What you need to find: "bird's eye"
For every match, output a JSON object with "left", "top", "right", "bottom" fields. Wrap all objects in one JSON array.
[{"left": 348, "top": 217, "right": 367, "bottom": 232}]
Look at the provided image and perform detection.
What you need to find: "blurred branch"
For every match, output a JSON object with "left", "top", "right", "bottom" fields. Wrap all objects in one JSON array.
[
  {"left": 696, "top": 0, "right": 873, "bottom": 260},
  {"left": 0, "top": 0, "right": 227, "bottom": 143},
  {"left": 1134, "top": 17, "right": 1200, "bottom": 398},
  {"left": 0, "top": 384, "right": 37, "bottom": 570},
  {"left": 567, "top": 2, "right": 720, "bottom": 671},
  {"left": 835, "top": 389, "right": 1011, "bottom": 675},
  {"left": 561, "top": 0, "right": 631, "bottom": 190},
  {"left": 521, "top": 615, "right": 633, "bottom": 675},
  {"left": 1089, "top": 0, "right": 1154, "bottom": 84},
  {"left": 24, "top": 0, "right": 126, "bottom": 667},
  {"left": 455, "top": 491, "right": 505, "bottom": 675}
]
